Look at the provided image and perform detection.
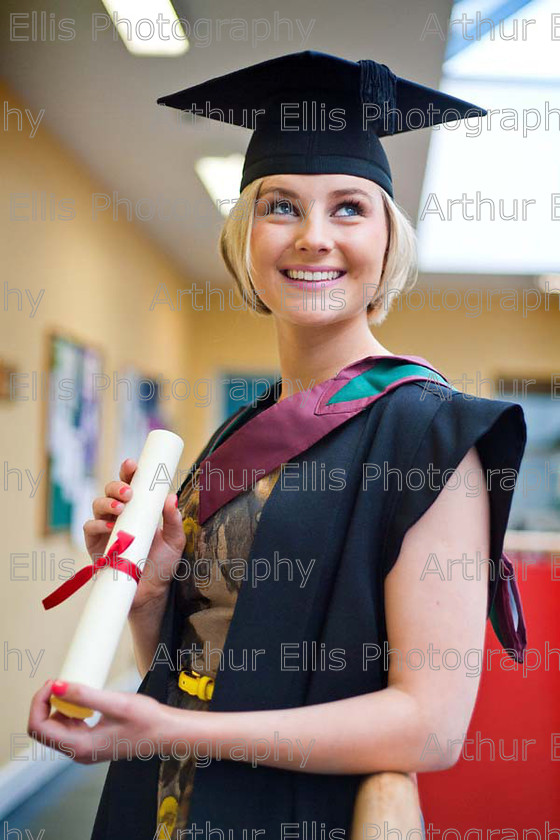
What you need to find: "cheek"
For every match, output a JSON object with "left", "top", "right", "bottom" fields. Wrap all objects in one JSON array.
[
  {"left": 353, "top": 226, "right": 388, "bottom": 270},
  {"left": 250, "top": 224, "right": 274, "bottom": 270},
  {"left": 250, "top": 224, "right": 291, "bottom": 273},
  {"left": 249, "top": 227, "right": 283, "bottom": 305}
]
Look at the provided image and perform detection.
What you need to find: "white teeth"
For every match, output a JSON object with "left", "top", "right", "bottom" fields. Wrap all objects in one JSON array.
[{"left": 284, "top": 270, "right": 344, "bottom": 281}]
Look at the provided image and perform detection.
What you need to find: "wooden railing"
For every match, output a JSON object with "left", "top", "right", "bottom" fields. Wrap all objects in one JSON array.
[{"left": 351, "top": 772, "right": 424, "bottom": 839}]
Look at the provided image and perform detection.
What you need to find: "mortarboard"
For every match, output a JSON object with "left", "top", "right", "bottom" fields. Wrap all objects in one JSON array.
[{"left": 157, "top": 50, "right": 487, "bottom": 199}]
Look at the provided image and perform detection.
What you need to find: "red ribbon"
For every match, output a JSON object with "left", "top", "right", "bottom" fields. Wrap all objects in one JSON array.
[{"left": 42, "top": 530, "right": 139, "bottom": 611}]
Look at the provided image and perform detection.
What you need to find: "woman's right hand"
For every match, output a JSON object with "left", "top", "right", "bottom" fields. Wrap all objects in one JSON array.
[{"left": 83, "top": 458, "right": 186, "bottom": 612}]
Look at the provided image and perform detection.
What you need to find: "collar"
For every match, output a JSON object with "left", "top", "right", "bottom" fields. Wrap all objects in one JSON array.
[{"left": 197, "top": 353, "right": 452, "bottom": 524}]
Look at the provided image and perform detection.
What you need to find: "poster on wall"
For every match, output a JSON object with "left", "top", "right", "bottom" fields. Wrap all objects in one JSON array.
[
  {"left": 113, "top": 366, "right": 170, "bottom": 475},
  {"left": 506, "top": 380, "right": 560, "bottom": 535},
  {"left": 44, "top": 332, "right": 103, "bottom": 549},
  {"left": 219, "top": 370, "right": 279, "bottom": 424},
  {"left": 45, "top": 340, "right": 174, "bottom": 549}
]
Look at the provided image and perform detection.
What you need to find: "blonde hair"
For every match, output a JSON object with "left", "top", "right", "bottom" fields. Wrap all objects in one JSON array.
[{"left": 219, "top": 176, "right": 418, "bottom": 326}]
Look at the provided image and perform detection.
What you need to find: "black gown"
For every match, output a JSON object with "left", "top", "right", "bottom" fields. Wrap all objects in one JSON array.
[
  {"left": 155, "top": 460, "right": 283, "bottom": 838},
  {"left": 90, "top": 354, "right": 527, "bottom": 840}
]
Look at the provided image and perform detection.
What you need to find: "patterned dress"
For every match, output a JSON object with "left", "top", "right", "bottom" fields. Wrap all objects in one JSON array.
[{"left": 155, "top": 460, "right": 282, "bottom": 840}]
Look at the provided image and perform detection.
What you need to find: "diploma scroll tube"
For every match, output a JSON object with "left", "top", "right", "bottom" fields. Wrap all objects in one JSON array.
[{"left": 50, "top": 430, "right": 184, "bottom": 719}]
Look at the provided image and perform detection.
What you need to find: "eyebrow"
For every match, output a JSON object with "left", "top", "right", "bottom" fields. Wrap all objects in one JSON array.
[{"left": 260, "top": 186, "right": 374, "bottom": 201}]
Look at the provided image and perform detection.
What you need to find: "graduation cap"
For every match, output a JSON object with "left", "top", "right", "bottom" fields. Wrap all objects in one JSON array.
[{"left": 157, "top": 50, "right": 487, "bottom": 199}]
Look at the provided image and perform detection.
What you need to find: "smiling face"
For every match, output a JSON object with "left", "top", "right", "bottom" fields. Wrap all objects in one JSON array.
[{"left": 249, "top": 173, "right": 389, "bottom": 328}]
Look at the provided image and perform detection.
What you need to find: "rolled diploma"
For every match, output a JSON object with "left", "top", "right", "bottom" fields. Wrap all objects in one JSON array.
[{"left": 50, "top": 429, "right": 184, "bottom": 719}]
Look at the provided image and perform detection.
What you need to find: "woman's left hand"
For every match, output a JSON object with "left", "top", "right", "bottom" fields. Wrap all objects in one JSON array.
[{"left": 27, "top": 679, "right": 174, "bottom": 764}]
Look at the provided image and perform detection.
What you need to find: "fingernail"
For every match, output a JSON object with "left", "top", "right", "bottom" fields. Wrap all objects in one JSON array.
[
  {"left": 111, "top": 500, "right": 123, "bottom": 509},
  {"left": 51, "top": 681, "right": 68, "bottom": 696},
  {"left": 119, "top": 485, "right": 130, "bottom": 497},
  {"left": 106, "top": 520, "right": 114, "bottom": 529},
  {"left": 174, "top": 495, "right": 179, "bottom": 508}
]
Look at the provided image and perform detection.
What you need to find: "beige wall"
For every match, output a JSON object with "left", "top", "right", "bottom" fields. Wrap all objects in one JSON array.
[
  {"left": 1, "top": 78, "right": 559, "bottom": 768},
  {"left": 0, "top": 80, "right": 195, "bottom": 766},
  {"left": 189, "top": 285, "right": 559, "bottom": 397}
]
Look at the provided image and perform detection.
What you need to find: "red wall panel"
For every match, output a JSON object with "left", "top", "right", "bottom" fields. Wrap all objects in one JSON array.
[{"left": 418, "top": 554, "right": 559, "bottom": 835}]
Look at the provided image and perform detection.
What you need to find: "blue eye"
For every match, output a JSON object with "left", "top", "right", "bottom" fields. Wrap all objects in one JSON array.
[
  {"left": 271, "top": 199, "right": 296, "bottom": 215},
  {"left": 265, "top": 197, "right": 367, "bottom": 217},
  {"left": 334, "top": 200, "right": 366, "bottom": 217}
]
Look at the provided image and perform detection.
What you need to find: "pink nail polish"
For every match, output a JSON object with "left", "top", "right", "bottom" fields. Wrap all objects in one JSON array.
[
  {"left": 111, "top": 500, "right": 122, "bottom": 509},
  {"left": 106, "top": 520, "right": 114, "bottom": 529},
  {"left": 51, "top": 681, "right": 68, "bottom": 696},
  {"left": 119, "top": 485, "right": 128, "bottom": 496}
]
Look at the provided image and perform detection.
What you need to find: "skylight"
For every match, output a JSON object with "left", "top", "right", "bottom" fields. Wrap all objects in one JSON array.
[{"left": 416, "top": 0, "right": 560, "bottom": 274}]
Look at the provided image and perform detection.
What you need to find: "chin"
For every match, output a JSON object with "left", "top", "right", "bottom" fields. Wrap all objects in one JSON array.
[{"left": 274, "top": 307, "right": 352, "bottom": 328}]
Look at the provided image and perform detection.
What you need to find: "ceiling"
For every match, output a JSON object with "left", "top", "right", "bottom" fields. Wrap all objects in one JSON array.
[{"left": 1, "top": 0, "right": 455, "bottom": 286}]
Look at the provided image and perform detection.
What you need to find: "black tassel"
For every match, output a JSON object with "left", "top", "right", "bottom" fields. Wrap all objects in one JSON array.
[{"left": 358, "top": 59, "right": 398, "bottom": 136}]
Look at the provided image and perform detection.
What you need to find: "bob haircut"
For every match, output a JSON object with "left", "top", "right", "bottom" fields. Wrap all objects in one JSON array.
[{"left": 219, "top": 176, "right": 418, "bottom": 326}]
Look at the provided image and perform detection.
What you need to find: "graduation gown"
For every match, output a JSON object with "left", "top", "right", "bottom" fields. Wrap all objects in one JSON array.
[{"left": 90, "top": 353, "right": 528, "bottom": 840}]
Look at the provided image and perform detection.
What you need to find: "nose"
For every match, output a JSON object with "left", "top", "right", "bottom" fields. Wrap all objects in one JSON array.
[{"left": 293, "top": 208, "right": 334, "bottom": 254}]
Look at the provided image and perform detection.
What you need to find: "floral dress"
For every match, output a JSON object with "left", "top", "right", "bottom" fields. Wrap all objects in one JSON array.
[{"left": 155, "top": 461, "right": 282, "bottom": 840}]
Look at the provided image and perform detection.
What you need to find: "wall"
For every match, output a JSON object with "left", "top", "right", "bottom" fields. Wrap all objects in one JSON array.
[
  {"left": 0, "top": 80, "right": 194, "bottom": 766},
  {"left": 188, "top": 281, "right": 559, "bottom": 400}
]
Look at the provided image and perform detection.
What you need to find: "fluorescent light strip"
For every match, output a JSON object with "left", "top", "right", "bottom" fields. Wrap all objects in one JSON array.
[
  {"left": 100, "top": 0, "right": 189, "bottom": 56},
  {"left": 195, "top": 155, "right": 245, "bottom": 217}
]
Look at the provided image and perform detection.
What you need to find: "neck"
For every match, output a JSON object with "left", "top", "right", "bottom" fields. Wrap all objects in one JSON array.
[{"left": 273, "top": 315, "right": 394, "bottom": 403}]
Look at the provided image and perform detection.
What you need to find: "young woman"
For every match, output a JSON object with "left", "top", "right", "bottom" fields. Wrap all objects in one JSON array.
[{"left": 28, "top": 52, "right": 528, "bottom": 840}]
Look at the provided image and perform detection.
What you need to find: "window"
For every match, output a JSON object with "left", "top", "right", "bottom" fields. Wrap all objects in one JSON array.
[{"left": 416, "top": 0, "right": 560, "bottom": 274}]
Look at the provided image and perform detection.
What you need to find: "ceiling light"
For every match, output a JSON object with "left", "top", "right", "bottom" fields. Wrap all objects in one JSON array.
[
  {"left": 99, "top": 0, "right": 189, "bottom": 56},
  {"left": 194, "top": 155, "right": 245, "bottom": 217}
]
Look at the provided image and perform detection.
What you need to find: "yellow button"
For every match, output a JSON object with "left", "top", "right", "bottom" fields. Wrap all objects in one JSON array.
[{"left": 178, "top": 669, "right": 214, "bottom": 700}]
